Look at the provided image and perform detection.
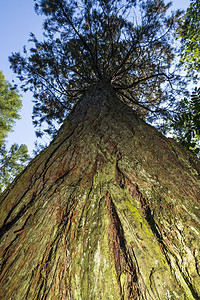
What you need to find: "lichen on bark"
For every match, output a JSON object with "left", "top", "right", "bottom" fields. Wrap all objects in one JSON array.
[{"left": 0, "top": 81, "right": 200, "bottom": 299}]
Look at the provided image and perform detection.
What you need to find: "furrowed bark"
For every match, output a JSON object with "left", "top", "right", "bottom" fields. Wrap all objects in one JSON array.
[{"left": 0, "top": 81, "right": 200, "bottom": 299}]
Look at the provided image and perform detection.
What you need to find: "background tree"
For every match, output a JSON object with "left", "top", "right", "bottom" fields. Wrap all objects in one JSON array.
[
  {"left": 178, "top": 0, "right": 200, "bottom": 76},
  {"left": 0, "top": 71, "right": 21, "bottom": 144},
  {"left": 166, "top": 0, "right": 200, "bottom": 155},
  {"left": 164, "top": 87, "right": 200, "bottom": 155},
  {"left": 0, "top": 144, "right": 30, "bottom": 192},
  {"left": 0, "top": 71, "right": 30, "bottom": 192}
]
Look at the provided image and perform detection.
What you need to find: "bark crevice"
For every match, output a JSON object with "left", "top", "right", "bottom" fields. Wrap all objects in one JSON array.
[{"left": 106, "top": 191, "right": 141, "bottom": 299}]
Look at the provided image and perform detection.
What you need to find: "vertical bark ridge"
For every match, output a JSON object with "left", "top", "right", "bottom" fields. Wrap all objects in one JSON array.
[
  {"left": 115, "top": 154, "right": 200, "bottom": 299},
  {"left": 106, "top": 191, "right": 140, "bottom": 299}
]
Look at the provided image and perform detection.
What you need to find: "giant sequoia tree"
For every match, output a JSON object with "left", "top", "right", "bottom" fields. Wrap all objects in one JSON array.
[{"left": 1, "top": 0, "right": 200, "bottom": 299}]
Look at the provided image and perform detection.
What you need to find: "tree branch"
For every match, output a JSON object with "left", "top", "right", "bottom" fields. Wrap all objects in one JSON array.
[
  {"left": 59, "top": 4, "right": 102, "bottom": 79},
  {"left": 114, "top": 73, "right": 173, "bottom": 90}
]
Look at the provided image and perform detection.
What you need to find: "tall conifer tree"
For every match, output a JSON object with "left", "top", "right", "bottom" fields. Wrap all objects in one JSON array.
[{"left": 1, "top": 1, "right": 200, "bottom": 298}]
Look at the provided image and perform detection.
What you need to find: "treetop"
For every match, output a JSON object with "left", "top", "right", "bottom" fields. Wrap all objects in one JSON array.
[{"left": 10, "top": 0, "right": 185, "bottom": 137}]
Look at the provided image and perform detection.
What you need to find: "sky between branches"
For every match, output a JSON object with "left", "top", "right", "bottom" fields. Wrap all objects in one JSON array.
[{"left": 0, "top": 0, "right": 190, "bottom": 155}]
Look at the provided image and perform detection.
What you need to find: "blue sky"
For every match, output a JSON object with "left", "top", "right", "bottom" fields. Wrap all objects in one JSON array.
[
  {"left": 0, "top": 0, "right": 44, "bottom": 154},
  {"left": 0, "top": 0, "right": 190, "bottom": 155}
]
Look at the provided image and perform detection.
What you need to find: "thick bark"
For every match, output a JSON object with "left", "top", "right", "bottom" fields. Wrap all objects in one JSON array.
[{"left": 0, "top": 81, "right": 200, "bottom": 299}]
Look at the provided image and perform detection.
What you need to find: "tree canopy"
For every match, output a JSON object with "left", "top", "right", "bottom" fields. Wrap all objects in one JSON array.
[
  {"left": 170, "top": 0, "right": 200, "bottom": 155},
  {"left": 178, "top": 0, "right": 200, "bottom": 76},
  {"left": 9, "top": 0, "right": 184, "bottom": 138},
  {"left": 0, "top": 144, "right": 30, "bottom": 192},
  {"left": 0, "top": 71, "right": 22, "bottom": 145},
  {"left": 164, "top": 87, "right": 200, "bottom": 154},
  {"left": 0, "top": 71, "right": 30, "bottom": 193}
]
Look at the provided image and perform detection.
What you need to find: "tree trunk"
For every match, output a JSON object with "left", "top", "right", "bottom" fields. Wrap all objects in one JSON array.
[{"left": 0, "top": 81, "right": 200, "bottom": 299}]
